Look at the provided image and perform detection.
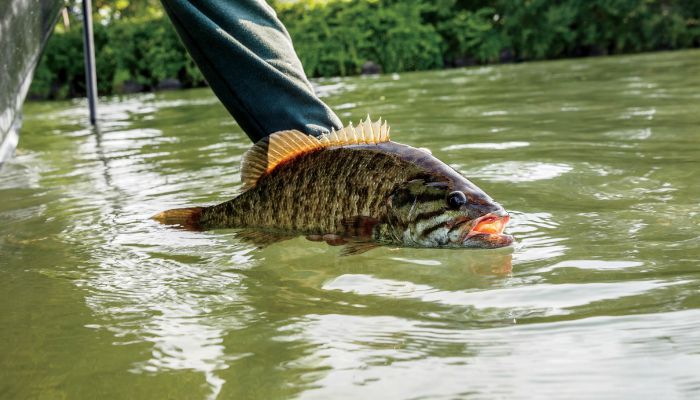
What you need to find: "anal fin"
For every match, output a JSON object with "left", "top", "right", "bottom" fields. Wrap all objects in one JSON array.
[
  {"left": 234, "top": 228, "right": 296, "bottom": 248},
  {"left": 340, "top": 242, "right": 380, "bottom": 256}
]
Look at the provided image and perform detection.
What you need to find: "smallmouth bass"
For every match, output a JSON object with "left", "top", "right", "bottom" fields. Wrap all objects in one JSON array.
[{"left": 154, "top": 118, "right": 512, "bottom": 253}]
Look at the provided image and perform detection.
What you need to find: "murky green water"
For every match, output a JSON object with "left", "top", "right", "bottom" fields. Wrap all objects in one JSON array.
[{"left": 2, "top": 50, "right": 700, "bottom": 399}]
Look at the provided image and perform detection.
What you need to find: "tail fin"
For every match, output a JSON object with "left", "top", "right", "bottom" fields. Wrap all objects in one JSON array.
[{"left": 152, "top": 207, "right": 205, "bottom": 230}]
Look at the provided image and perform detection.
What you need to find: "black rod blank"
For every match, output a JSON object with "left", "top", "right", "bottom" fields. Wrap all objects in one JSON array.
[{"left": 81, "top": 0, "right": 98, "bottom": 125}]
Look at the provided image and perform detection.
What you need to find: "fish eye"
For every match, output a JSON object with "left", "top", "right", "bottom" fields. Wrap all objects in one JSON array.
[{"left": 447, "top": 191, "right": 467, "bottom": 209}]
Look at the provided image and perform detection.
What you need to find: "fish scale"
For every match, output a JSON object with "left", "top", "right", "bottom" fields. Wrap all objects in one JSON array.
[{"left": 210, "top": 147, "right": 417, "bottom": 234}]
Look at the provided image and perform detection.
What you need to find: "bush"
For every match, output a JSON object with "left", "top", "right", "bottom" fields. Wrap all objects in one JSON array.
[
  {"left": 30, "top": 17, "right": 203, "bottom": 99},
  {"left": 276, "top": 0, "right": 444, "bottom": 76},
  {"left": 29, "top": 0, "right": 700, "bottom": 99}
]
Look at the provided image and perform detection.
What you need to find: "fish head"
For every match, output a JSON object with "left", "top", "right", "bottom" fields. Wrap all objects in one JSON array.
[{"left": 386, "top": 176, "right": 513, "bottom": 249}]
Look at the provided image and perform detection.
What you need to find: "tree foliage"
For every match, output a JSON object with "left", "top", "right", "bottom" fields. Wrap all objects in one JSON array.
[{"left": 30, "top": 0, "right": 700, "bottom": 99}]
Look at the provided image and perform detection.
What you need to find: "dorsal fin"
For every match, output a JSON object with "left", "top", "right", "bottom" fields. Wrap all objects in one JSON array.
[{"left": 241, "top": 117, "right": 390, "bottom": 190}]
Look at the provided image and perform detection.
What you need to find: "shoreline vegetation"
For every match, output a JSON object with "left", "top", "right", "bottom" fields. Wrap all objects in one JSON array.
[{"left": 29, "top": 0, "right": 700, "bottom": 100}]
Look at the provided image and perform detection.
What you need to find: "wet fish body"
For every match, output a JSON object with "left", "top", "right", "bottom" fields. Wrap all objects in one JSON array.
[{"left": 154, "top": 119, "right": 512, "bottom": 251}]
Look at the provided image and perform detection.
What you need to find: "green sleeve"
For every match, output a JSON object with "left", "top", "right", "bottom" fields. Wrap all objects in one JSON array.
[{"left": 160, "top": 0, "right": 343, "bottom": 142}]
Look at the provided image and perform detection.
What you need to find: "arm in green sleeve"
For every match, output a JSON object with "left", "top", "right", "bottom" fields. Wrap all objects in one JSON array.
[{"left": 160, "top": 0, "right": 343, "bottom": 142}]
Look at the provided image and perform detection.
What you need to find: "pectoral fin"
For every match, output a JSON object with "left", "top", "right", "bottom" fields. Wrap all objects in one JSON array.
[{"left": 340, "top": 216, "right": 379, "bottom": 238}]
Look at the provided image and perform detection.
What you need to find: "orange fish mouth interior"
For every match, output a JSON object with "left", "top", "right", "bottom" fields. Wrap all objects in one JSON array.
[{"left": 469, "top": 214, "right": 510, "bottom": 236}]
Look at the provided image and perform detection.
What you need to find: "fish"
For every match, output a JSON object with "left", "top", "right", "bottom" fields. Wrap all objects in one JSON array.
[{"left": 153, "top": 118, "right": 513, "bottom": 254}]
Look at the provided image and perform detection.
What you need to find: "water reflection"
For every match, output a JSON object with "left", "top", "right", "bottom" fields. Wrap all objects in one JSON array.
[
  {"left": 604, "top": 127, "right": 652, "bottom": 140},
  {"left": 442, "top": 141, "right": 530, "bottom": 151},
  {"left": 4, "top": 50, "right": 700, "bottom": 398},
  {"left": 11, "top": 91, "right": 577, "bottom": 397},
  {"left": 83, "top": 240, "right": 252, "bottom": 398},
  {"left": 465, "top": 161, "right": 573, "bottom": 183},
  {"left": 285, "top": 310, "right": 700, "bottom": 399},
  {"left": 43, "top": 97, "right": 254, "bottom": 399}
]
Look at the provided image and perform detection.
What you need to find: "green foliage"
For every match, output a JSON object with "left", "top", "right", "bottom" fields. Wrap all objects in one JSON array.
[
  {"left": 434, "top": 4, "right": 506, "bottom": 63},
  {"left": 30, "top": 17, "right": 201, "bottom": 99},
  {"left": 372, "top": 1, "right": 444, "bottom": 72},
  {"left": 496, "top": 0, "right": 700, "bottom": 60},
  {"left": 277, "top": 0, "right": 443, "bottom": 76},
  {"left": 30, "top": 0, "right": 700, "bottom": 99},
  {"left": 30, "top": 26, "right": 85, "bottom": 99}
]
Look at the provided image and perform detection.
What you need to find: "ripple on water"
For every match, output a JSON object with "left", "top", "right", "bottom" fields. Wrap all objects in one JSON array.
[
  {"left": 76, "top": 228, "right": 256, "bottom": 399},
  {"left": 507, "top": 211, "right": 568, "bottom": 264},
  {"left": 283, "top": 310, "right": 700, "bottom": 399},
  {"left": 4, "top": 51, "right": 700, "bottom": 399},
  {"left": 322, "top": 274, "right": 675, "bottom": 318},
  {"left": 441, "top": 141, "right": 530, "bottom": 151},
  {"left": 464, "top": 161, "right": 573, "bottom": 183},
  {"left": 532, "top": 259, "right": 644, "bottom": 273},
  {"left": 604, "top": 127, "right": 652, "bottom": 140}
]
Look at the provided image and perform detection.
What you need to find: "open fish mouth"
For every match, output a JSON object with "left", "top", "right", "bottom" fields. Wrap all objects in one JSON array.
[{"left": 455, "top": 213, "right": 513, "bottom": 248}]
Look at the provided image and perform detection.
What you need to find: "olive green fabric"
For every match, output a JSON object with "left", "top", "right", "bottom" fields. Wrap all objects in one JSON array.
[{"left": 160, "top": 0, "right": 342, "bottom": 142}]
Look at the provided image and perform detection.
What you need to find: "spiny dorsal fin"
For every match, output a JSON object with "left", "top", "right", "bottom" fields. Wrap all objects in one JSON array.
[{"left": 241, "top": 117, "right": 390, "bottom": 190}]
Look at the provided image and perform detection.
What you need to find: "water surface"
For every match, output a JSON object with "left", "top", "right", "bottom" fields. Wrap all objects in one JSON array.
[{"left": 2, "top": 50, "right": 700, "bottom": 399}]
